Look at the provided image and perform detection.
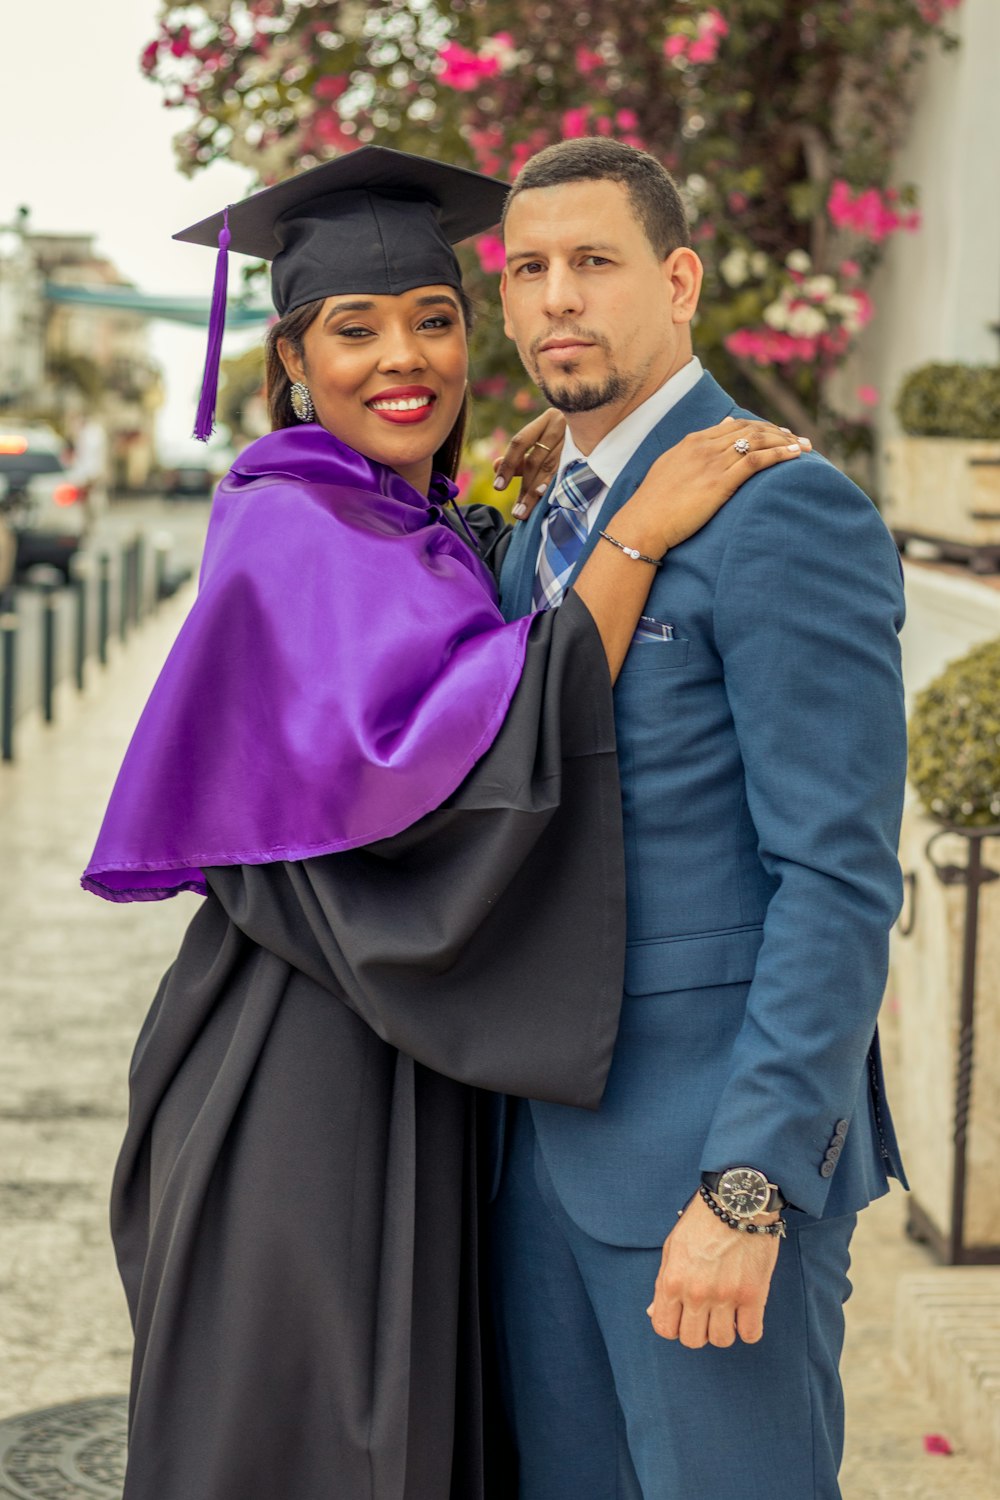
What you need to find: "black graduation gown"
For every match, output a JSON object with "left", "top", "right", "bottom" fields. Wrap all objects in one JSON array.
[{"left": 110, "top": 544, "right": 626, "bottom": 1500}]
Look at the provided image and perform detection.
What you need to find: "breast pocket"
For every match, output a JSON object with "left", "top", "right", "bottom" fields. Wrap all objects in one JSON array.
[{"left": 618, "top": 637, "right": 691, "bottom": 673}]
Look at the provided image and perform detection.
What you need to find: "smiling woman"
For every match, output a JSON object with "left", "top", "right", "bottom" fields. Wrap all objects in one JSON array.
[{"left": 266, "top": 283, "right": 474, "bottom": 493}]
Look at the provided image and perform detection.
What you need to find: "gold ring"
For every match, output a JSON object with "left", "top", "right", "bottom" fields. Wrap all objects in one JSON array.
[{"left": 533, "top": 441, "right": 553, "bottom": 452}]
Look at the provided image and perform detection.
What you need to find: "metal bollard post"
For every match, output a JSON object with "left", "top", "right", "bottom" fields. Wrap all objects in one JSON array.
[
  {"left": 42, "top": 587, "right": 56, "bottom": 723},
  {"left": 134, "top": 533, "right": 146, "bottom": 622},
  {"left": 1, "top": 602, "right": 16, "bottom": 763},
  {"left": 119, "top": 544, "right": 130, "bottom": 645},
  {"left": 153, "top": 534, "right": 170, "bottom": 611},
  {"left": 25, "top": 565, "right": 63, "bottom": 724},
  {"left": 70, "top": 555, "right": 89, "bottom": 692},
  {"left": 98, "top": 553, "right": 110, "bottom": 665}
]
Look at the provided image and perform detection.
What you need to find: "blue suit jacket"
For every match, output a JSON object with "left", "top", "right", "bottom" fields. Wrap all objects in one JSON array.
[{"left": 498, "top": 372, "right": 908, "bottom": 1245}]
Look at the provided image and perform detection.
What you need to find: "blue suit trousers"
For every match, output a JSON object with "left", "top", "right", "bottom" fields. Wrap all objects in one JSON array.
[{"left": 491, "top": 1100, "right": 857, "bottom": 1500}]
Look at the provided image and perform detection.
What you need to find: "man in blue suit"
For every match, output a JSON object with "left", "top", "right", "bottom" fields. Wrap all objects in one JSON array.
[{"left": 491, "top": 138, "right": 908, "bottom": 1499}]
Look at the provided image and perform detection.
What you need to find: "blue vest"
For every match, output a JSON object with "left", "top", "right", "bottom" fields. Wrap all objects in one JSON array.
[{"left": 499, "top": 372, "right": 907, "bottom": 1243}]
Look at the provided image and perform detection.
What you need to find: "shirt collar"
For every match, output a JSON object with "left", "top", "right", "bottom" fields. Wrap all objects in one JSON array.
[{"left": 558, "top": 356, "right": 703, "bottom": 492}]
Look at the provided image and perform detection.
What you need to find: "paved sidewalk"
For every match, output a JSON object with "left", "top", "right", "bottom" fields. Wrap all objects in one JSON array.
[{"left": 0, "top": 589, "right": 994, "bottom": 1497}]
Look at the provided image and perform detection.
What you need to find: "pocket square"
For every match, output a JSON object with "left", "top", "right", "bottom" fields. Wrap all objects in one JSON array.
[{"left": 632, "top": 616, "right": 675, "bottom": 643}]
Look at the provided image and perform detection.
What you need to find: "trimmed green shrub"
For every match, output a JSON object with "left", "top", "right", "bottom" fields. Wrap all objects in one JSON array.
[
  {"left": 896, "top": 364, "right": 1000, "bottom": 440},
  {"left": 908, "top": 638, "right": 1000, "bottom": 828}
]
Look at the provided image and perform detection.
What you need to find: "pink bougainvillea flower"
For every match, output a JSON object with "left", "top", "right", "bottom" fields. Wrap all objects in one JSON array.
[
  {"left": 839, "top": 258, "right": 861, "bottom": 279},
  {"left": 140, "top": 39, "right": 160, "bottom": 73},
  {"left": 728, "top": 190, "right": 749, "bottom": 212},
  {"left": 438, "top": 41, "right": 499, "bottom": 91},
  {"left": 312, "top": 110, "right": 353, "bottom": 148},
  {"left": 169, "top": 25, "right": 192, "bottom": 58},
  {"left": 471, "top": 374, "right": 507, "bottom": 398},
  {"left": 857, "top": 385, "right": 880, "bottom": 407},
  {"left": 576, "top": 46, "right": 605, "bottom": 74},
  {"left": 688, "top": 35, "right": 720, "bottom": 64},
  {"left": 702, "top": 7, "right": 730, "bottom": 38},
  {"left": 476, "top": 234, "right": 507, "bottom": 275},
  {"left": 852, "top": 289, "right": 875, "bottom": 327},
  {"left": 616, "top": 108, "right": 639, "bottom": 130},
  {"left": 923, "top": 1434, "right": 954, "bottom": 1456},
  {"left": 725, "top": 327, "right": 821, "bottom": 367},
  {"left": 468, "top": 125, "right": 504, "bottom": 176},
  {"left": 828, "top": 179, "right": 922, "bottom": 242},
  {"left": 313, "top": 75, "right": 348, "bottom": 101},
  {"left": 916, "top": 0, "right": 961, "bottom": 22},
  {"left": 664, "top": 35, "right": 689, "bottom": 60},
  {"left": 562, "top": 107, "right": 591, "bottom": 139}
]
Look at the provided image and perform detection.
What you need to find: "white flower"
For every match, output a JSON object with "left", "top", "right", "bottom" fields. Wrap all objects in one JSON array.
[
  {"left": 804, "top": 275, "right": 837, "bottom": 301},
  {"left": 719, "top": 248, "right": 750, "bottom": 288},
  {"left": 750, "top": 251, "right": 769, "bottom": 277},
  {"left": 787, "top": 303, "right": 828, "bottom": 337},
  {"left": 785, "top": 249, "right": 812, "bottom": 272},
  {"left": 826, "top": 294, "right": 857, "bottom": 317},
  {"left": 762, "top": 299, "right": 790, "bottom": 330}
]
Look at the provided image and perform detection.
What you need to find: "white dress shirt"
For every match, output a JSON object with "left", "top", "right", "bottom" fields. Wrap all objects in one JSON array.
[{"left": 539, "top": 357, "right": 704, "bottom": 551}]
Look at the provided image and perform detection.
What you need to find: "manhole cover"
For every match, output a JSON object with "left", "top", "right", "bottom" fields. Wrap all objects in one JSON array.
[{"left": 0, "top": 1397, "right": 126, "bottom": 1499}]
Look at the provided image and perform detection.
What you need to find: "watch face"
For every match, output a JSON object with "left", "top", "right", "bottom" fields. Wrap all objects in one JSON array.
[{"left": 718, "top": 1168, "right": 770, "bottom": 1219}]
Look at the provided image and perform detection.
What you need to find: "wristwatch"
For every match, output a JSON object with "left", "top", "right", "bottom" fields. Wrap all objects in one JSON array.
[{"left": 701, "top": 1167, "right": 785, "bottom": 1220}]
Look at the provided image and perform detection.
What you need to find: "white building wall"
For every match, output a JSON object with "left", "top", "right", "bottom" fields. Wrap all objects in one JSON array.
[
  {"left": 832, "top": 0, "right": 1000, "bottom": 461},
  {"left": 0, "top": 234, "right": 45, "bottom": 406}
]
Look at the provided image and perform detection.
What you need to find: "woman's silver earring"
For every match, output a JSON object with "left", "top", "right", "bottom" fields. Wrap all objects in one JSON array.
[{"left": 290, "top": 382, "right": 314, "bottom": 422}]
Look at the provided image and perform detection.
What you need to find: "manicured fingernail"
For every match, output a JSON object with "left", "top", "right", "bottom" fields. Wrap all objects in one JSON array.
[
  {"left": 787, "top": 443, "right": 801, "bottom": 452},
  {"left": 512, "top": 502, "right": 527, "bottom": 518},
  {"left": 493, "top": 475, "right": 507, "bottom": 490},
  {"left": 801, "top": 438, "right": 812, "bottom": 448},
  {"left": 535, "top": 482, "right": 547, "bottom": 493},
  {"left": 780, "top": 427, "right": 792, "bottom": 434}
]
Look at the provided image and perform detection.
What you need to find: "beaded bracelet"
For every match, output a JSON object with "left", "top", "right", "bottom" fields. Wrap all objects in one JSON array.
[
  {"left": 598, "top": 530, "right": 664, "bottom": 567},
  {"left": 696, "top": 1181, "right": 787, "bottom": 1239}
]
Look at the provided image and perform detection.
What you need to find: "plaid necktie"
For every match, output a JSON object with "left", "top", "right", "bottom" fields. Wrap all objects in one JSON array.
[{"left": 532, "top": 460, "right": 605, "bottom": 610}]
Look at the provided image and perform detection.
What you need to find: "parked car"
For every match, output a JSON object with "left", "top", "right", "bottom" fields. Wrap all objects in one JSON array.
[
  {"left": 155, "top": 440, "right": 233, "bottom": 502},
  {"left": 162, "top": 462, "right": 216, "bottom": 499},
  {"left": 0, "top": 424, "right": 89, "bottom": 582}
]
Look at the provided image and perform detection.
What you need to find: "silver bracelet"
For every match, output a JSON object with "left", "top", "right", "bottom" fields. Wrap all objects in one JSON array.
[{"left": 598, "top": 529, "right": 664, "bottom": 568}]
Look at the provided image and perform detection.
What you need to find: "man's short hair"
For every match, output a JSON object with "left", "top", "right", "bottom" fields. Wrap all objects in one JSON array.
[{"left": 501, "top": 138, "right": 690, "bottom": 259}]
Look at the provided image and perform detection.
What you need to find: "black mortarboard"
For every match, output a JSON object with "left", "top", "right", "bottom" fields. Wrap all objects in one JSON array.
[{"left": 177, "top": 146, "right": 509, "bottom": 439}]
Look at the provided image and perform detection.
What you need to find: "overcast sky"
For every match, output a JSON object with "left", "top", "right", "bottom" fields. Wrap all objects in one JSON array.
[{"left": 3, "top": 0, "right": 260, "bottom": 454}]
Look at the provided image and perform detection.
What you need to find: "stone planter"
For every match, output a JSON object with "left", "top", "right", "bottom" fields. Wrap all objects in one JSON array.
[
  {"left": 884, "top": 436, "right": 1000, "bottom": 571},
  {"left": 891, "top": 803, "right": 1000, "bottom": 1262}
]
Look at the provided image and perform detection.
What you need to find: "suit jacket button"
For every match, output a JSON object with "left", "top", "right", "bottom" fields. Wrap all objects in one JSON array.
[
  {"left": 835, "top": 1119, "right": 850, "bottom": 1135},
  {"left": 820, "top": 1159, "right": 836, "bottom": 1178},
  {"left": 831, "top": 1132, "right": 846, "bottom": 1148},
  {"left": 825, "top": 1144, "right": 842, "bottom": 1161}
]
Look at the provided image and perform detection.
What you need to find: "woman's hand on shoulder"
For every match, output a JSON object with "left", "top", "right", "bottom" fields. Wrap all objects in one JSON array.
[
  {"left": 491, "top": 408, "right": 566, "bottom": 517},
  {"left": 615, "top": 417, "right": 813, "bottom": 560}
]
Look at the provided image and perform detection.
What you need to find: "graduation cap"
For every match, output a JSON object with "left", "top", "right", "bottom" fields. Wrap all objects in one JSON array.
[{"left": 176, "top": 146, "right": 510, "bottom": 440}]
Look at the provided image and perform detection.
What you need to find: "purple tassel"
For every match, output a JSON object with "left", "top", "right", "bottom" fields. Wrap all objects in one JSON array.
[{"left": 193, "top": 207, "right": 231, "bottom": 441}]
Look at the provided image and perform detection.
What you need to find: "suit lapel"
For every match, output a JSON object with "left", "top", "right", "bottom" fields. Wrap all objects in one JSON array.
[
  {"left": 499, "top": 371, "right": 736, "bottom": 616},
  {"left": 567, "top": 372, "right": 735, "bottom": 588},
  {"left": 498, "top": 484, "right": 549, "bottom": 621}
]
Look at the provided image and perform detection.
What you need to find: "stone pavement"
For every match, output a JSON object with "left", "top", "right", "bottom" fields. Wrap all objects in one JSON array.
[{"left": 0, "top": 586, "right": 995, "bottom": 1497}]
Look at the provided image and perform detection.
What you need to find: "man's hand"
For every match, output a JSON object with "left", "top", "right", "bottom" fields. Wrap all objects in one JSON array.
[{"left": 646, "top": 1190, "right": 781, "bottom": 1349}]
